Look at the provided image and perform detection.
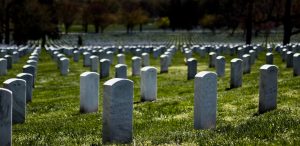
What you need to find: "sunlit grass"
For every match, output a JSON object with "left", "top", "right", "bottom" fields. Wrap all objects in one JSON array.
[{"left": 1, "top": 36, "right": 300, "bottom": 145}]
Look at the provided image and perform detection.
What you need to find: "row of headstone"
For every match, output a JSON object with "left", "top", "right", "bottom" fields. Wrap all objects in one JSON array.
[
  {"left": 0, "top": 47, "right": 40, "bottom": 145},
  {"left": 0, "top": 46, "right": 36, "bottom": 76},
  {"left": 79, "top": 66, "right": 157, "bottom": 144},
  {"left": 184, "top": 44, "right": 263, "bottom": 59},
  {"left": 186, "top": 55, "right": 226, "bottom": 80},
  {"left": 194, "top": 64, "right": 278, "bottom": 130},
  {"left": 48, "top": 49, "right": 70, "bottom": 76},
  {"left": 278, "top": 48, "right": 300, "bottom": 76}
]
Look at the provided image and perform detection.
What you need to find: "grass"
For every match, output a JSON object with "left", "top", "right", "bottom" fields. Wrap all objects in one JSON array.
[{"left": 0, "top": 33, "right": 300, "bottom": 145}]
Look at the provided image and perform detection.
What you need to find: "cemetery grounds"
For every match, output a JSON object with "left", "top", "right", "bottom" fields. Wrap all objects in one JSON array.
[{"left": 1, "top": 32, "right": 300, "bottom": 145}]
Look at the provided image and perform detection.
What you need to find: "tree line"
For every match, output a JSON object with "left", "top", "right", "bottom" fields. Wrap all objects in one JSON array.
[{"left": 0, "top": 0, "right": 300, "bottom": 45}]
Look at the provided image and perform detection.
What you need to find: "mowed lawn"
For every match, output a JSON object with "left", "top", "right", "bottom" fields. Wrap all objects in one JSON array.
[{"left": 1, "top": 44, "right": 300, "bottom": 145}]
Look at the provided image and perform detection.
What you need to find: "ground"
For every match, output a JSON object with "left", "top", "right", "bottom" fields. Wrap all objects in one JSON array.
[{"left": 0, "top": 33, "right": 300, "bottom": 145}]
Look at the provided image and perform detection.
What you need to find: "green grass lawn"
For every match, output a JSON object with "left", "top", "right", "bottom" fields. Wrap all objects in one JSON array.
[{"left": 1, "top": 39, "right": 300, "bottom": 145}]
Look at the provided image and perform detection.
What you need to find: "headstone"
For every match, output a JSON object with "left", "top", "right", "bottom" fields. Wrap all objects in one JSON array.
[
  {"left": 100, "top": 59, "right": 110, "bottom": 78},
  {"left": 83, "top": 52, "right": 91, "bottom": 67},
  {"left": 117, "top": 54, "right": 125, "bottom": 64},
  {"left": 141, "top": 67, "right": 157, "bottom": 101},
  {"left": 209, "top": 52, "right": 216, "bottom": 68},
  {"left": 194, "top": 71, "right": 217, "bottom": 130},
  {"left": 23, "top": 65, "right": 36, "bottom": 88},
  {"left": 103, "top": 78, "right": 133, "bottom": 144},
  {"left": 216, "top": 56, "right": 226, "bottom": 77},
  {"left": 106, "top": 51, "right": 114, "bottom": 64},
  {"left": 0, "top": 50, "right": 6, "bottom": 58},
  {"left": 4, "top": 55, "right": 12, "bottom": 69},
  {"left": 266, "top": 53, "right": 273, "bottom": 64},
  {"left": 249, "top": 50, "right": 256, "bottom": 65},
  {"left": 132, "top": 56, "right": 141, "bottom": 76},
  {"left": 184, "top": 50, "right": 192, "bottom": 59},
  {"left": 73, "top": 51, "right": 80, "bottom": 62},
  {"left": 142, "top": 53, "right": 150, "bottom": 67},
  {"left": 293, "top": 53, "right": 300, "bottom": 76},
  {"left": 29, "top": 56, "right": 38, "bottom": 61},
  {"left": 16, "top": 73, "right": 33, "bottom": 103},
  {"left": 0, "top": 58, "right": 7, "bottom": 75},
  {"left": 230, "top": 58, "right": 243, "bottom": 88},
  {"left": 242, "top": 54, "right": 251, "bottom": 74},
  {"left": 12, "top": 51, "right": 19, "bottom": 63},
  {"left": 115, "top": 64, "right": 127, "bottom": 78},
  {"left": 160, "top": 55, "right": 169, "bottom": 73},
  {"left": 281, "top": 49, "right": 287, "bottom": 62},
  {"left": 165, "top": 52, "right": 172, "bottom": 66},
  {"left": 3, "top": 79, "right": 26, "bottom": 124},
  {"left": 286, "top": 51, "right": 294, "bottom": 68},
  {"left": 80, "top": 72, "right": 99, "bottom": 113},
  {"left": 259, "top": 65, "right": 278, "bottom": 114},
  {"left": 60, "top": 58, "right": 69, "bottom": 76},
  {"left": 187, "top": 58, "right": 197, "bottom": 80},
  {"left": 27, "top": 60, "right": 38, "bottom": 68},
  {"left": 0, "top": 88, "right": 12, "bottom": 146},
  {"left": 237, "top": 47, "right": 244, "bottom": 59},
  {"left": 90, "top": 55, "right": 99, "bottom": 72}
]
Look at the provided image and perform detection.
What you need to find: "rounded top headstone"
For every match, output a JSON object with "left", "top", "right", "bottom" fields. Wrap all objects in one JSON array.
[
  {"left": 141, "top": 66, "right": 157, "bottom": 72},
  {"left": 80, "top": 72, "right": 99, "bottom": 77},
  {"left": 90, "top": 55, "right": 99, "bottom": 59},
  {"left": 260, "top": 64, "right": 278, "bottom": 73},
  {"left": 216, "top": 56, "right": 225, "bottom": 60},
  {"left": 83, "top": 52, "right": 90, "bottom": 55},
  {"left": 115, "top": 64, "right": 127, "bottom": 68},
  {"left": 0, "top": 87, "right": 13, "bottom": 94},
  {"left": 60, "top": 57, "right": 69, "bottom": 61},
  {"left": 117, "top": 54, "right": 124, "bottom": 57},
  {"left": 209, "top": 52, "right": 216, "bottom": 55},
  {"left": 23, "top": 64, "right": 35, "bottom": 68},
  {"left": 0, "top": 58, "right": 7, "bottom": 61},
  {"left": 187, "top": 58, "right": 197, "bottom": 62},
  {"left": 132, "top": 56, "right": 141, "bottom": 60},
  {"left": 293, "top": 53, "right": 300, "bottom": 57},
  {"left": 100, "top": 59, "right": 110, "bottom": 63},
  {"left": 16, "top": 73, "right": 33, "bottom": 78},
  {"left": 231, "top": 58, "right": 243, "bottom": 63},
  {"left": 107, "top": 51, "right": 113, "bottom": 54},
  {"left": 3, "top": 78, "right": 26, "bottom": 85},
  {"left": 242, "top": 54, "right": 250, "bottom": 58},
  {"left": 104, "top": 78, "right": 133, "bottom": 86},
  {"left": 142, "top": 53, "right": 148, "bottom": 56},
  {"left": 195, "top": 71, "right": 217, "bottom": 79},
  {"left": 160, "top": 54, "right": 168, "bottom": 58}
]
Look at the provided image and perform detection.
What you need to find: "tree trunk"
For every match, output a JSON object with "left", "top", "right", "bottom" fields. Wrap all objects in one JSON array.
[
  {"left": 139, "top": 24, "right": 143, "bottom": 32},
  {"left": 100, "top": 26, "right": 104, "bottom": 34},
  {"left": 254, "top": 29, "right": 260, "bottom": 37},
  {"left": 65, "top": 24, "right": 69, "bottom": 34},
  {"left": 283, "top": 0, "right": 292, "bottom": 45},
  {"left": 245, "top": 0, "right": 254, "bottom": 45},
  {"left": 229, "top": 27, "right": 236, "bottom": 37},
  {"left": 41, "top": 34, "right": 46, "bottom": 48},
  {"left": 130, "top": 25, "right": 134, "bottom": 34},
  {"left": 0, "top": 23, "right": 3, "bottom": 43},
  {"left": 0, "top": 0, "right": 4, "bottom": 43},
  {"left": 126, "top": 24, "right": 130, "bottom": 34},
  {"left": 83, "top": 22, "right": 88, "bottom": 33},
  {"left": 4, "top": 7, "right": 9, "bottom": 44},
  {"left": 94, "top": 24, "right": 99, "bottom": 33}
]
